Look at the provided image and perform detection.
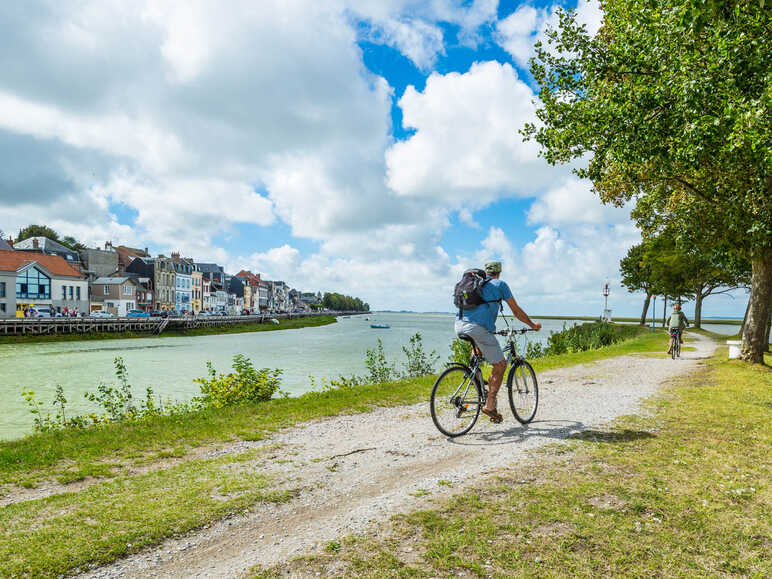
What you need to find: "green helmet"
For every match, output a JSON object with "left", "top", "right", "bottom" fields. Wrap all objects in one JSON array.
[{"left": 484, "top": 260, "right": 502, "bottom": 274}]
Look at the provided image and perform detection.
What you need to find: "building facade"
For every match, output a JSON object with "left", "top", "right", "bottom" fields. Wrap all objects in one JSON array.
[
  {"left": 191, "top": 267, "right": 203, "bottom": 314},
  {"left": 0, "top": 250, "right": 87, "bottom": 317},
  {"left": 90, "top": 277, "right": 140, "bottom": 316},
  {"left": 171, "top": 253, "right": 192, "bottom": 313},
  {"left": 79, "top": 245, "right": 119, "bottom": 282}
]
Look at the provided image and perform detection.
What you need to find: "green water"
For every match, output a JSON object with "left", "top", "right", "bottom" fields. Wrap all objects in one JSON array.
[{"left": 0, "top": 313, "right": 740, "bottom": 440}]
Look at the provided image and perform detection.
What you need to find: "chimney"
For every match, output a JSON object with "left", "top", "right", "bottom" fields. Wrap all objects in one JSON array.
[
  {"left": 144, "top": 247, "right": 148, "bottom": 256},
  {"left": 32, "top": 238, "right": 39, "bottom": 249}
]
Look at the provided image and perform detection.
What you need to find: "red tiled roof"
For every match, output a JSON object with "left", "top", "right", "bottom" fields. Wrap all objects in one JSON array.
[{"left": 0, "top": 250, "right": 85, "bottom": 278}]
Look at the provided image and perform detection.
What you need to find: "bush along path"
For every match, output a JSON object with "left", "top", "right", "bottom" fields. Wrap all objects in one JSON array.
[{"left": 74, "top": 332, "right": 717, "bottom": 578}]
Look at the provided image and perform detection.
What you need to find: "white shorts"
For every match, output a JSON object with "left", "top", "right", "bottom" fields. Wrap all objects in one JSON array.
[{"left": 454, "top": 320, "right": 505, "bottom": 364}]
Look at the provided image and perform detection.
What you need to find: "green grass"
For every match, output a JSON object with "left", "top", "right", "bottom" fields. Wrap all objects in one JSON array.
[
  {"left": 0, "top": 449, "right": 292, "bottom": 578},
  {"left": 0, "top": 315, "right": 338, "bottom": 345},
  {"left": 0, "top": 326, "right": 669, "bottom": 489},
  {"left": 257, "top": 348, "right": 772, "bottom": 578}
]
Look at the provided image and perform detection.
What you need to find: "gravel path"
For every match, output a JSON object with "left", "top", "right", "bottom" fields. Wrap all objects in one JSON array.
[{"left": 83, "top": 333, "right": 715, "bottom": 578}]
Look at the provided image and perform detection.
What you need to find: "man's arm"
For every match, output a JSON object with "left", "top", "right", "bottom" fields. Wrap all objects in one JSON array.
[{"left": 505, "top": 297, "right": 541, "bottom": 330}]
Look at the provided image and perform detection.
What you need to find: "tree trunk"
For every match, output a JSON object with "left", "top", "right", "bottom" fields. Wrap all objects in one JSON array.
[
  {"left": 741, "top": 250, "right": 772, "bottom": 364},
  {"left": 694, "top": 290, "right": 703, "bottom": 329},
  {"left": 765, "top": 292, "right": 772, "bottom": 352},
  {"left": 639, "top": 292, "right": 652, "bottom": 325},
  {"left": 739, "top": 298, "right": 751, "bottom": 336},
  {"left": 662, "top": 296, "right": 668, "bottom": 327}
]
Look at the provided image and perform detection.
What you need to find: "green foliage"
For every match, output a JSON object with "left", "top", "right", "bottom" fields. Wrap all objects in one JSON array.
[
  {"left": 321, "top": 292, "right": 369, "bottom": 312},
  {"left": 401, "top": 333, "right": 440, "bottom": 378},
  {"left": 21, "top": 385, "right": 89, "bottom": 432},
  {"left": 364, "top": 338, "right": 399, "bottom": 383},
  {"left": 16, "top": 224, "right": 61, "bottom": 243},
  {"left": 194, "top": 355, "right": 283, "bottom": 408},
  {"left": 544, "top": 322, "right": 639, "bottom": 356},
  {"left": 525, "top": 0, "right": 771, "bottom": 359},
  {"left": 447, "top": 337, "right": 474, "bottom": 365}
]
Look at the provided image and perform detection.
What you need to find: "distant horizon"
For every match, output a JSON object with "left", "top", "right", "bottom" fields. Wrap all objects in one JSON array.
[{"left": 373, "top": 310, "right": 744, "bottom": 322}]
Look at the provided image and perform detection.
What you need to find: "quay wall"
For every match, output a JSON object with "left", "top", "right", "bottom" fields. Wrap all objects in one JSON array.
[{"left": 0, "top": 311, "right": 367, "bottom": 337}]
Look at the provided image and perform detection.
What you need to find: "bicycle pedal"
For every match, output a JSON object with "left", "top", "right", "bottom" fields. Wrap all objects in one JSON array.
[{"left": 490, "top": 416, "right": 503, "bottom": 424}]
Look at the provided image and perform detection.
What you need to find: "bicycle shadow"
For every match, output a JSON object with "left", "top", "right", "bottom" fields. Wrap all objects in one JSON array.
[
  {"left": 448, "top": 421, "right": 657, "bottom": 446},
  {"left": 447, "top": 419, "right": 586, "bottom": 446}
]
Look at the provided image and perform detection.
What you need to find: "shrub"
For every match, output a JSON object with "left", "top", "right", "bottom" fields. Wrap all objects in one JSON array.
[
  {"left": 364, "top": 338, "right": 399, "bottom": 384},
  {"left": 448, "top": 338, "right": 474, "bottom": 365},
  {"left": 194, "top": 354, "right": 283, "bottom": 408},
  {"left": 402, "top": 333, "right": 439, "bottom": 378}
]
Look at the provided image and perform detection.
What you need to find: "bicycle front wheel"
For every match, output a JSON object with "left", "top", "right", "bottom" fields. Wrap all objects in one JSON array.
[
  {"left": 507, "top": 361, "right": 538, "bottom": 424},
  {"left": 430, "top": 366, "right": 482, "bottom": 437}
]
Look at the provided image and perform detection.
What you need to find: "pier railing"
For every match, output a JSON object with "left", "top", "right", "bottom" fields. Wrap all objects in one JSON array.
[{"left": 0, "top": 311, "right": 368, "bottom": 337}]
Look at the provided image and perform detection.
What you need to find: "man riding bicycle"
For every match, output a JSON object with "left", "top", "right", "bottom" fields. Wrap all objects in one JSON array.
[
  {"left": 666, "top": 303, "right": 689, "bottom": 354},
  {"left": 454, "top": 261, "right": 541, "bottom": 423}
]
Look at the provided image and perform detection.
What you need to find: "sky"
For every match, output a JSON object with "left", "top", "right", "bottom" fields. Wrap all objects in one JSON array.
[{"left": 0, "top": 0, "right": 747, "bottom": 318}]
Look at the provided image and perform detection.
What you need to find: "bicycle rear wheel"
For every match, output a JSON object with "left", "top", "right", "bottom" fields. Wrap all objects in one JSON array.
[
  {"left": 671, "top": 336, "right": 677, "bottom": 359},
  {"left": 430, "top": 366, "right": 482, "bottom": 437},
  {"left": 507, "top": 361, "right": 538, "bottom": 424}
]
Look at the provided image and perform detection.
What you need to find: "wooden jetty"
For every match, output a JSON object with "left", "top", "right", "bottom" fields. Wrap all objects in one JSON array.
[{"left": 0, "top": 311, "right": 367, "bottom": 337}]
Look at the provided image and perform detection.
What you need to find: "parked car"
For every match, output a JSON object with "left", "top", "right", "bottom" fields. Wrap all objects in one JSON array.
[
  {"left": 198, "top": 311, "right": 213, "bottom": 317},
  {"left": 90, "top": 311, "right": 115, "bottom": 318},
  {"left": 127, "top": 310, "right": 150, "bottom": 318},
  {"left": 32, "top": 307, "right": 54, "bottom": 318},
  {"left": 149, "top": 310, "right": 169, "bottom": 318}
]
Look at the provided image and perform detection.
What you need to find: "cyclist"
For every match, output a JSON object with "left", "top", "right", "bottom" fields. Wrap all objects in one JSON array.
[
  {"left": 666, "top": 303, "right": 689, "bottom": 354},
  {"left": 454, "top": 260, "right": 541, "bottom": 423}
]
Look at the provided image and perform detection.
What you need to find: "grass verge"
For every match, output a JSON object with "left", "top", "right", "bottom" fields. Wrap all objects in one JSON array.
[
  {"left": 0, "top": 315, "right": 338, "bottom": 345},
  {"left": 0, "top": 449, "right": 292, "bottom": 577},
  {"left": 0, "top": 326, "right": 668, "bottom": 488},
  {"left": 256, "top": 348, "right": 771, "bottom": 578}
]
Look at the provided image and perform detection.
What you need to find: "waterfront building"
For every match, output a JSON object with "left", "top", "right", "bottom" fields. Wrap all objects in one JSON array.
[
  {"left": 0, "top": 250, "right": 88, "bottom": 317},
  {"left": 228, "top": 276, "right": 244, "bottom": 315},
  {"left": 90, "top": 277, "right": 139, "bottom": 316},
  {"left": 235, "top": 270, "right": 263, "bottom": 312},
  {"left": 13, "top": 237, "right": 81, "bottom": 266},
  {"left": 126, "top": 255, "right": 176, "bottom": 311},
  {"left": 213, "top": 283, "right": 228, "bottom": 312},
  {"left": 108, "top": 243, "right": 149, "bottom": 274},
  {"left": 171, "top": 253, "right": 192, "bottom": 313},
  {"left": 267, "top": 280, "right": 290, "bottom": 312},
  {"left": 258, "top": 279, "right": 270, "bottom": 311},
  {"left": 79, "top": 244, "right": 119, "bottom": 282},
  {"left": 191, "top": 266, "right": 203, "bottom": 314},
  {"left": 202, "top": 277, "right": 212, "bottom": 311}
]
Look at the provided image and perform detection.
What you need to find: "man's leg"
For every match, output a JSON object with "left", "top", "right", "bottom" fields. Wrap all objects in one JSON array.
[{"left": 484, "top": 360, "right": 507, "bottom": 413}]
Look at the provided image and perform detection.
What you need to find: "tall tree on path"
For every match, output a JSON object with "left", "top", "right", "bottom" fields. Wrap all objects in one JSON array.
[
  {"left": 620, "top": 243, "right": 654, "bottom": 325},
  {"left": 525, "top": 0, "right": 771, "bottom": 363}
]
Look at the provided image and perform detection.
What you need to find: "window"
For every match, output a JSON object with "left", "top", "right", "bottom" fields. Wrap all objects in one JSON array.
[
  {"left": 0, "top": 304, "right": 5, "bottom": 313},
  {"left": 76, "top": 286, "right": 81, "bottom": 300},
  {"left": 15, "top": 268, "right": 50, "bottom": 299},
  {"left": 68, "top": 286, "right": 74, "bottom": 299},
  {"left": 123, "top": 284, "right": 132, "bottom": 296},
  {"left": 0, "top": 282, "right": 5, "bottom": 297},
  {"left": 104, "top": 285, "right": 109, "bottom": 296},
  {"left": 62, "top": 286, "right": 67, "bottom": 300}
]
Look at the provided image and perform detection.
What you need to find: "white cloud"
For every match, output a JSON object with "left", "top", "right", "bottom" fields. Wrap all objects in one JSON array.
[
  {"left": 527, "top": 177, "right": 630, "bottom": 226},
  {"left": 364, "top": 18, "right": 445, "bottom": 70},
  {"left": 496, "top": 0, "right": 603, "bottom": 69},
  {"left": 386, "top": 61, "right": 564, "bottom": 205}
]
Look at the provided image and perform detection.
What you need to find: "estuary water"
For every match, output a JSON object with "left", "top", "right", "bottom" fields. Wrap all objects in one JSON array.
[{"left": 0, "top": 313, "right": 740, "bottom": 440}]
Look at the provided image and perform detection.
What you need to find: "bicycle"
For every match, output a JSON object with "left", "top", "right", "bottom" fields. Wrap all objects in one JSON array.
[
  {"left": 430, "top": 327, "right": 539, "bottom": 437},
  {"left": 670, "top": 329, "right": 681, "bottom": 359}
]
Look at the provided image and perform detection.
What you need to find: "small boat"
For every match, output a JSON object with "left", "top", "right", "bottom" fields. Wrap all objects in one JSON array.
[{"left": 370, "top": 324, "right": 390, "bottom": 329}]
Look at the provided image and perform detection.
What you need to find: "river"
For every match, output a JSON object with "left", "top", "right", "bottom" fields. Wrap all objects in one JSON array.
[{"left": 0, "top": 313, "right": 741, "bottom": 440}]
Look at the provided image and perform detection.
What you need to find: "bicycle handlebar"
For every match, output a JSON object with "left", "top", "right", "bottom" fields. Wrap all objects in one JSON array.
[{"left": 496, "top": 328, "right": 538, "bottom": 335}]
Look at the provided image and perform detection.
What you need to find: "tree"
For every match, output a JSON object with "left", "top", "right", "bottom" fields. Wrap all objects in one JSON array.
[
  {"left": 619, "top": 243, "right": 654, "bottom": 324},
  {"left": 526, "top": 1, "right": 771, "bottom": 362},
  {"left": 17, "top": 224, "right": 61, "bottom": 242}
]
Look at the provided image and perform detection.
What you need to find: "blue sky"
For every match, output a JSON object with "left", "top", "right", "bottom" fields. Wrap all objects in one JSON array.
[{"left": 0, "top": 1, "right": 747, "bottom": 317}]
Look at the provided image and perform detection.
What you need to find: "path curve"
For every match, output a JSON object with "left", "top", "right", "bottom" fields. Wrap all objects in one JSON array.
[{"left": 83, "top": 333, "right": 716, "bottom": 578}]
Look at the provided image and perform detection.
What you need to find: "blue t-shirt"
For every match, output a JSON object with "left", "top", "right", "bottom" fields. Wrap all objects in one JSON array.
[{"left": 459, "top": 278, "right": 513, "bottom": 332}]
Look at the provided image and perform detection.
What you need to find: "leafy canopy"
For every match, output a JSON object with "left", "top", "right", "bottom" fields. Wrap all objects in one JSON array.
[{"left": 525, "top": 0, "right": 771, "bottom": 257}]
